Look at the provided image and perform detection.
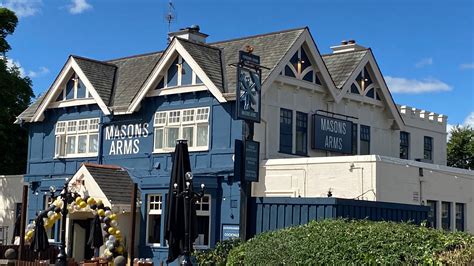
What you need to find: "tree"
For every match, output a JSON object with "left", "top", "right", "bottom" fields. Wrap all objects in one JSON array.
[
  {"left": 447, "top": 125, "right": 474, "bottom": 170},
  {"left": 0, "top": 7, "right": 34, "bottom": 174}
]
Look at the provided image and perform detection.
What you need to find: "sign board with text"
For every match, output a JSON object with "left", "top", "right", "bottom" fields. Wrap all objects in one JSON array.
[
  {"left": 236, "top": 51, "right": 261, "bottom": 123},
  {"left": 311, "top": 114, "right": 353, "bottom": 154},
  {"left": 234, "top": 139, "right": 260, "bottom": 182}
]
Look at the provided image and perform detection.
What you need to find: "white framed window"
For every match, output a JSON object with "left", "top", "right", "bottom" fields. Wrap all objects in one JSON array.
[
  {"left": 156, "top": 55, "right": 203, "bottom": 89},
  {"left": 146, "top": 194, "right": 162, "bottom": 246},
  {"left": 56, "top": 74, "right": 91, "bottom": 102},
  {"left": 154, "top": 107, "right": 210, "bottom": 153},
  {"left": 54, "top": 118, "right": 99, "bottom": 158},
  {"left": 194, "top": 195, "right": 211, "bottom": 248}
]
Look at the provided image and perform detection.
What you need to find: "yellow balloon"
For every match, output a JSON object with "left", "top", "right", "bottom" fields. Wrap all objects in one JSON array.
[
  {"left": 109, "top": 214, "right": 117, "bottom": 220},
  {"left": 114, "top": 230, "right": 121, "bottom": 236},
  {"left": 116, "top": 246, "right": 123, "bottom": 253},
  {"left": 26, "top": 230, "right": 33, "bottom": 238},
  {"left": 107, "top": 227, "right": 116, "bottom": 235},
  {"left": 96, "top": 199, "right": 103, "bottom": 206},
  {"left": 98, "top": 209, "right": 105, "bottom": 217},
  {"left": 75, "top": 197, "right": 83, "bottom": 204},
  {"left": 79, "top": 201, "right": 87, "bottom": 208},
  {"left": 87, "top": 197, "right": 95, "bottom": 205},
  {"left": 54, "top": 213, "right": 61, "bottom": 220}
]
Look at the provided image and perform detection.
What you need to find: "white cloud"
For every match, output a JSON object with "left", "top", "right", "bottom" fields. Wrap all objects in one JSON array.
[
  {"left": 447, "top": 112, "right": 474, "bottom": 140},
  {"left": 415, "top": 57, "right": 433, "bottom": 68},
  {"left": 385, "top": 76, "right": 452, "bottom": 94},
  {"left": 460, "top": 63, "right": 474, "bottom": 70},
  {"left": 0, "top": 0, "right": 42, "bottom": 17},
  {"left": 4, "top": 57, "right": 25, "bottom": 76},
  {"left": 69, "top": 0, "right": 92, "bottom": 14},
  {"left": 28, "top": 66, "right": 49, "bottom": 78}
]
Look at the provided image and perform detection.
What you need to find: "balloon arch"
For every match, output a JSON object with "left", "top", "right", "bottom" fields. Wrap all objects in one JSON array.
[{"left": 24, "top": 194, "right": 125, "bottom": 261}]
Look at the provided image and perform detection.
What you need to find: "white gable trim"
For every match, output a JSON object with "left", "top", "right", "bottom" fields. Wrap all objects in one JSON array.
[
  {"left": 261, "top": 29, "right": 339, "bottom": 101},
  {"left": 68, "top": 164, "right": 111, "bottom": 207},
  {"left": 338, "top": 52, "right": 404, "bottom": 129},
  {"left": 32, "top": 57, "right": 111, "bottom": 122},
  {"left": 127, "top": 38, "right": 226, "bottom": 114}
]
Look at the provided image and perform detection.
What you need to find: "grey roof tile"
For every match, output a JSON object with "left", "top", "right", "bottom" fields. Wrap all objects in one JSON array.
[
  {"left": 83, "top": 163, "right": 134, "bottom": 205},
  {"left": 212, "top": 28, "right": 305, "bottom": 93},
  {"left": 107, "top": 52, "right": 162, "bottom": 112},
  {"left": 73, "top": 56, "right": 117, "bottom": 105},
  {"left": 322, "top": 50, "right": 368, "bottom": 88}
]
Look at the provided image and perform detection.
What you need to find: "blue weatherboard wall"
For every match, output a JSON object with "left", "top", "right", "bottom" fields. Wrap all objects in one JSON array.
[
  {"left": 24, "top": 90, "right": 243, "bottom": 263},
  {"left": 249, "top": 197, "right": 429, "bottom": 236}
]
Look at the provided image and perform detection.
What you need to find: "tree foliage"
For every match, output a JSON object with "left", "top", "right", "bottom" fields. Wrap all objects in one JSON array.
[
  {"left": 0, "top": 7, "right": 34, "bottom": 174},
  {"left": 447, "top": 125, "right": 474, "bottom": 169}
]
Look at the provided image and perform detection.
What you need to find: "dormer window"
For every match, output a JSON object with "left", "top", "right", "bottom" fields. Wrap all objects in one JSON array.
[
  {"left": 281, "top": 46, "right": 322, "bottom": 85},
  {"left": 156, "top": 55, "right": 203, "bottom": 89},
  {"left": 349, "top": 66, "right": 381, "bottom": 101},
  {"left": 56, "top": 74, "right": 91, "bottom": 101}
]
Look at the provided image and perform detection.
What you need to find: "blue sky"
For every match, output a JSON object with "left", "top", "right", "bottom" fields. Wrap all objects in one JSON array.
[{"left": 2, "top": 0, "right": 473, "bottom": 127}]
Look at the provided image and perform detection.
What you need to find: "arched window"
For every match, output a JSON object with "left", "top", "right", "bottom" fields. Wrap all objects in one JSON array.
[{"left": 281, "top": 46, "right": 322, "bottom": 86}]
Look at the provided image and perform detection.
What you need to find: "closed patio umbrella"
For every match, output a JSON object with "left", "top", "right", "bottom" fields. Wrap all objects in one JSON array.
[
  {"left": 87, "top": 214, "right": 104, "bottom": 257},
  {"left": 30, "top": 215, "right": 49, "bottom": 254},
  {"left": 164, "top": 140, "right": 198, "bottom": 264}
]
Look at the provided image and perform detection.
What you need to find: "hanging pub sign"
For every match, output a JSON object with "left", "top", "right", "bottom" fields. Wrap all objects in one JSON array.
[
  {"left": 234, "top": 139, "right": 260, "bottom": 182},
  {"left": 236, "top": 51, "right": 262, "bottom": 123},
  {"left": 312, "top": 114, "right": 353, "bottom": 154}
]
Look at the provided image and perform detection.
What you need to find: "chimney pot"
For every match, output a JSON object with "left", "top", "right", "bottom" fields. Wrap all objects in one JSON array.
[
  {"left": 341, "top": 40, "right": 348, "bottom": 45},
  {"left": 168, "top": 24, "right": 208, "bottom": 44},
  {"left": 348, "top": 39, "right": 356, "bottom": 44}
]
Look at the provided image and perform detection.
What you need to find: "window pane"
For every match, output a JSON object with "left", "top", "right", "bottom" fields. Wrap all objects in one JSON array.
[
  {"left": 181, "top": 60, "right": 192, "bottom": 85},
  {"left": 427, "top": 200, "right": 437, "bottom": 228},
  {"left": 296, "top": 112, "right": 307, "bottom": 155},
  {"left": 194, "top": 215, "right": 209, "bottom": 246},
  {"left": 352, "top": 124, "right": 358, "bottom": 155},
  {"left": 284, "top": 65, "right": 295, "bottom": 78},
  {"left": 182, "top": 127, "right": 194, "bottom": 147},
  {"left": 154, "top": 128, "right": 163, "bottom": 150},
  {"left": 76, "top": 79, "right": 86, "bottom": 98},
  {"left": 302, "top": 71, "right": 313, "bottom": 83},
  {"left": 65, "top": 78, "right": 75, "bottom": 100},
  {"left": 197, "top": 125, "right": 208, "bottom": 147},
  {"left": 351, "top": 83, "right": 360, "bottom": 94},
  {"left": 442, "top": 202, "right": 450, "bottom": 231},
  {"left": 280, "top": 109, "right": 293, "bottom": 154},
  {"left": 456, "top": 203, "right": 464, "bottom": 231},
  {"left": 166, "top": 128, "right": 179, "bottom": 148},
  {"left": 89, "top": 134, "right": 98, "bottom": 153},
  {"left": 78, "top": 135, "right": 87, "bottom": 154},
  {"left": 147, "top": 214, "right": 161, "bottom": 244},
  {"left": 360, "top": 141, "right": 370, "bottom": 155},
  {"left": 167, "top": 57, "right": 179, "bottom": 87},
  {"left": 66, "top": 136, "right": 76, "bottom": 154}
]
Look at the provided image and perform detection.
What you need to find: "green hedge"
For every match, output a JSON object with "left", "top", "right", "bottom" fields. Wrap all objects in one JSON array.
[
  {"left": 194, "top": 238, "right": 242, "bottom": 265},
  {"left": 227, "top": 219, "right": 474, "bottom": 265}
]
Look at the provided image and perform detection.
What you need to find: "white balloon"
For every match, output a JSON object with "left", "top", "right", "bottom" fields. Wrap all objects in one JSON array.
[
  {"left": 110, "top": 220, "right": 118, "bottom": 227},
  {"left": 27, "top": 224, "right": 35, "bottom": 230},
  {"left": 47, "top": 211, "right": 54, "bottom": 218},
  {"left": 104, "top": 210, "right": 112, "bottom": 217},
  {"left": 107, "top": 243, "right": 114, "bottom": 250},
  {"left": 109, "top": 235, "right": 116, "bottom": 242}
]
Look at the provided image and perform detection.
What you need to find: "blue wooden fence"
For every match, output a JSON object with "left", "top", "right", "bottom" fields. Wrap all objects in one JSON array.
[{"left": 249, "top": 197, "right": 429, "bottom": 236}]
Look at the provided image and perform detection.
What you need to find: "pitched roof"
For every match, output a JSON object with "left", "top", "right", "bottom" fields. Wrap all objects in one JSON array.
[
  {"left": 179, "top": 38, "right": 225, "bottom": 92},
  {"left": 73, "top": 56, "right": 117, "bottom": 105},
  {"left": 16, "top": 27, "right": 315, "bottom": 120},
  {"left": 322, "top": 50, "right": 368, "bottom": 89},
  {"left": 212, "top": 27, "right": 305, "bottom": 93},
  {"left": 17, "top": 93, "right": 46, "bottom": 121},
  {"left": 83, "top": 163, "right": 134, "bottom": 205},
  {"left": 107, "top": 52, "right": 162, "bottom": 112}
]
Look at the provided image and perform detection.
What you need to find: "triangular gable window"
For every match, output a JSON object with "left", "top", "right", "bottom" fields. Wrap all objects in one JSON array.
[
  {"left": 155, "top": 54, "right": 203, "bottom": 90},
  {"left": 349, "top": 66, "right": 380, "bottom": 101},
  {"left": 55, "top": 73, "right": 91, "bottom": 102},
  {"left": 281, "top": 46, "right": 322, "bottom": 85}
]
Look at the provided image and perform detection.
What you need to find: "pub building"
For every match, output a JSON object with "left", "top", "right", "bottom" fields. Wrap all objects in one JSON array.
[{"left": 15, "top": 26, "right": 473, "bottom": 263}]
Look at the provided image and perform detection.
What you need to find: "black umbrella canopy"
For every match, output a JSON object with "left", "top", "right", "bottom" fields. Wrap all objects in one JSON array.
[
  {"left": 30, "top": 215, "right": 49, "bottom": 253},
  {"left": 11, "top": 214, "right": 20, "bottom": 244},
  {"left": 164, "top": 140, "right": 198, "bottom": 263},
  {"left": 88, "top": 214, "right": 104, "bottom": 249}
]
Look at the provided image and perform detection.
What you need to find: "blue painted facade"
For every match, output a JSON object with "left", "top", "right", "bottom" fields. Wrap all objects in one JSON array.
[{"left": 24, "top": 90, "right": 243, "bottom": 263}]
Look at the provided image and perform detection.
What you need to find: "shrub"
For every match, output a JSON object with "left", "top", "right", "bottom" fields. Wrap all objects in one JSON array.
[
  {"left": 227, "top": 219, "right": 474, "bottom": 265},
  {"left": 194, "top": 238, "right": 242, "bottom": 265}
]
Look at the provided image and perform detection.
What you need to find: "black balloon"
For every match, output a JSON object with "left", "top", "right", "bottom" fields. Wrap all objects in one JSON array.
[
  {"left": 104, "top": 206, "right": 111, "bottom": 211},
  {"left": 103, "top": 217, "right": 111, "bottom": 225},
  {"left": 54, "top": 207, "right": 61, "bottom": 213},
  {"left": 104, "top": 233, "right": 110, "bottom": 238},
  {"left": 98, "top": 203, "right": 104, "bottom": 210},
  {"left": 90, "top": 204, "right": 97, "bottom": 210}
]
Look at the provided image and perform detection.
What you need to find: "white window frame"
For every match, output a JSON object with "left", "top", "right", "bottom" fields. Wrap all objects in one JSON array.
[
  {"left": 56, "top": 74, "right": 90, "bottom": 102},
  {"left": 54, "top": 118, "right": 99, "bottom": 158},
  {"left": 159, "top": 55, "right": 203, "bottom": 89},
  {"left": 194, "top": 194, "right": 211, "bottom": 249},
  {"left": 153, "top": 107, "right": 210, "bottom": 153},
  {"left": 146, "top": 194, "right": 163, "bottom": 247}
]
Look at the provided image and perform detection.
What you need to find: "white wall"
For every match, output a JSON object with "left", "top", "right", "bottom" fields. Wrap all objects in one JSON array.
[
  {"left": 0, "top": 175, "right": 24, "bottom": 244},
  {"left": 253, "top": 155, "right": 474, "bottom": 232}
]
